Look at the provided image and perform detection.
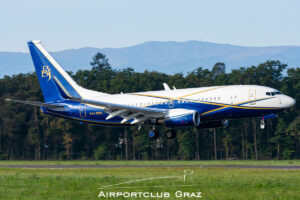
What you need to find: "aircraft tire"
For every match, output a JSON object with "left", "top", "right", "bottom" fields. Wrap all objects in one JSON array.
[
  {"left": 164, "top": 129, "right": 176, "bottom": 139},
  {"left": 148, "top": 130, "right": 159, "bottom": 139}
]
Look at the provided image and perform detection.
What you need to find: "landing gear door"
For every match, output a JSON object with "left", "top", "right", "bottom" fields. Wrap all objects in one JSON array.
[
  {"left": 79, "top": 104, "right": 86, "bottom": 118},
  {"left": 249, "top": 89, "right": 256, "bottom": 105}
]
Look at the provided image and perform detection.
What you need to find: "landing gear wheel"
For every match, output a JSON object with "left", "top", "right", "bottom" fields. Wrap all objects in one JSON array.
[
  {"left": 164, "top": 130, "right": 176, "bottom": 139},
  {"left": 147, "top": 130, "right": 159, "bottom": 139},
  {"left": 260, "top": 119, "right": 265, "bottom": 130}
]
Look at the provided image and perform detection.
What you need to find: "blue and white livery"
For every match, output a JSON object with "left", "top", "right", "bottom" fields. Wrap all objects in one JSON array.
[{"left": 6, "top": 41, "right": 295, "bottom": 139}]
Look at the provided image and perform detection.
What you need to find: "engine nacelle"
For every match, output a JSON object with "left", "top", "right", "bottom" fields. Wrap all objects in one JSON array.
[
  {"left": 164, "top": 109, "right": 200, "bottom": 127},
  {"left": 198, "top": 120, "right": 229, "bottom": 128}
]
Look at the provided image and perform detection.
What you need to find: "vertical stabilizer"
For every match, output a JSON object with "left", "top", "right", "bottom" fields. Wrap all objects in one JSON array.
[{"left": 28, "top": 40, "right": 82, "bottom": 102}]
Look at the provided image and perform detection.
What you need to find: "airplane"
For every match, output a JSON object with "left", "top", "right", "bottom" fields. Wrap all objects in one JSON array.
[{"left": 6, "top": 40, "right": 296, "bottom": 139}]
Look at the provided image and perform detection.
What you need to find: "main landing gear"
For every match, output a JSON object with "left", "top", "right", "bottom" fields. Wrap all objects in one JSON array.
[
  {"left": 147, "top": 129, "right": 159, "bottom": 139},
  {"left": 164, "top": 129, "right": 176, "bottom": 139},
  {"left": 147, "top": 128, "right": 176, "bottom": 139}
]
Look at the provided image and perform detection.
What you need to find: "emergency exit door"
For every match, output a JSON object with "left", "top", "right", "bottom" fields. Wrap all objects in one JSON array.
[{"left": 79, "top": 104, "right": 86, "bottom": 118}]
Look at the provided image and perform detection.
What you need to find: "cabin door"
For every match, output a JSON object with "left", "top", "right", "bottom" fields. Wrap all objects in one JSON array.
[{"left": 249, "top": 89, "right": 256, "bottom": 105}]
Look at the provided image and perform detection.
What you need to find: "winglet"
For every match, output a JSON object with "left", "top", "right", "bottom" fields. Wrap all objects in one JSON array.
[{"left": 163, "top": 83, "right": 171, "bottom": 90}]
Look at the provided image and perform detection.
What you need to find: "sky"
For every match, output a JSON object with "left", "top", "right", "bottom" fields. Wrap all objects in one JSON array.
[{"left": 1, "top": 0, "right": 300, "bottom": 52}]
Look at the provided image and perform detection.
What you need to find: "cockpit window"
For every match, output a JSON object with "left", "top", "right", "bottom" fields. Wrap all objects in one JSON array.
[{"left": 266, "top": 91, "right": 281, "bottom": 96}]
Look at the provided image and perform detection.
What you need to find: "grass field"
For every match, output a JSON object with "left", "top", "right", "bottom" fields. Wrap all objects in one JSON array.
[
  {"left": 0, "top": 161, "right": 300, "bottom": 199},
  {"left": 1, "top": 160, "right": 300, "bottom": 166}
]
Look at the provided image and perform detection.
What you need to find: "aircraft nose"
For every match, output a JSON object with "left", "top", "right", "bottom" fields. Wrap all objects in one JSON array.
[{"left": 284, "top": 96, "right": 296, "bottom": 108}]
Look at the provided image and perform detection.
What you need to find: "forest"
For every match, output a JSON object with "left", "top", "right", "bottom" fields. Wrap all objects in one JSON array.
[{"left": 0, "top": 52, "right": 299, "bottom": 160}]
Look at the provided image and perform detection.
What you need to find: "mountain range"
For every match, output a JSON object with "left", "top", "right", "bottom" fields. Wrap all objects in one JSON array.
[{"left": 1, "top": 40, "right": 300, "bottom": 77}]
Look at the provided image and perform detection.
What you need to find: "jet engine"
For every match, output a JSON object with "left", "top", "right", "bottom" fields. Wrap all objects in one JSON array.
[{"left": 164, "top": 109, "right": 200, "bottom": 127}]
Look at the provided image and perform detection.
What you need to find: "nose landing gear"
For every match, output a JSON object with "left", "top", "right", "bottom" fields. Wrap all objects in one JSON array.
[{"left": 260, "top": 118, "right": 265, "bottom": 130}]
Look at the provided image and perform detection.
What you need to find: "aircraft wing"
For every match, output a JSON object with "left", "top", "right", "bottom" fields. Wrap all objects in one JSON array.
[
  {"left": 71, "top": 98, "right": 167, "bottom": 124},
  {"left": 52, "top": 77, "right": 167, "bottom": 124}
]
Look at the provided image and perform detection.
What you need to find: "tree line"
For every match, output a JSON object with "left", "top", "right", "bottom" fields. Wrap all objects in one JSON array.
[{"left": 0, "top": 53, "right": 299, "bottom": 160}]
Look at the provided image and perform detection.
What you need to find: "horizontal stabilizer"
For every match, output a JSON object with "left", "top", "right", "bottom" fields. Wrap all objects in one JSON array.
[
  {"left": 5, "top": 99, "right": 64, "bottom": 109},
  {"left": 5, "top": 99, "right": 44, "bottom": 106}
]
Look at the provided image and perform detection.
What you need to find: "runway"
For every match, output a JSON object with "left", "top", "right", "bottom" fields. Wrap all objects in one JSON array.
[{"left": 1, "top": 164, "right": 300, "bottom": 169}]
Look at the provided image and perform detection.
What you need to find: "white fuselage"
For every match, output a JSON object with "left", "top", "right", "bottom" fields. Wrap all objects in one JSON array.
[{"left": 83, "top": 85, "right": 294, "bottom": 110}]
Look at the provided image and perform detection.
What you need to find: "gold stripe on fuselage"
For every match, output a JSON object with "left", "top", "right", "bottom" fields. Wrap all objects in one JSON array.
[
  {"left": 130, "top": 89, "right": 281, "bottom": 114},
  {"left": 130, "top": 86, "right": 223, "bottom": 100}
]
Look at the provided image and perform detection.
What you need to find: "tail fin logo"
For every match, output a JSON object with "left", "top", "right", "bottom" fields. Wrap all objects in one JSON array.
[{"left": 41, "top": 66, "right": 51, "bottom": 81}]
